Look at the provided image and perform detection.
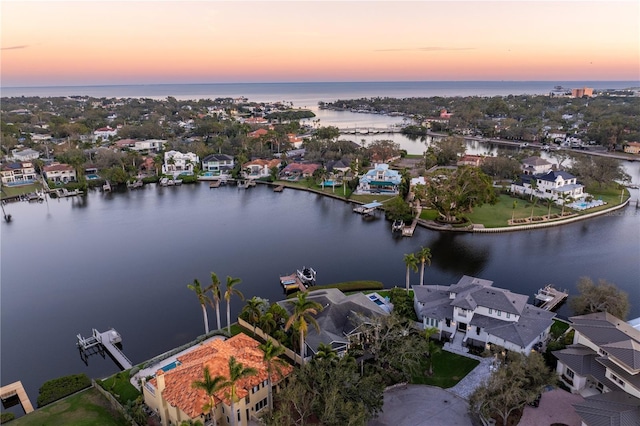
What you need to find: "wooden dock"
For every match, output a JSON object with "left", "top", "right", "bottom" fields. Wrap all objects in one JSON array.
[
  {"left": 535, "top": 285, "right": 568, "bottom": 311},
  {"left": 279, "top": 273, "right": 307, "bottom": 293},
  {"left": 0, "top": 381, "right": 34, "bottom": 414},
  {"left": 209, "top": 180, "right": 221, "bottom": 188},
  {"left": 402, "top": 205, "right": 422, "bottom": 237},
  {"left": 273, "top": 185, "right": 284, "bottom": 192},
  {"left": 77, "top": 328, "right": 133, "bottom": 370}
]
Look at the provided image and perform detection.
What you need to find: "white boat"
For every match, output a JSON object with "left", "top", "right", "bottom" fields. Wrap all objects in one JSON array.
[
  {"left": 391, "top": 220, "right": 404, "bottom": 232},
  {"left": 296, "top": 266, "right": 317, "bottom": 286}
]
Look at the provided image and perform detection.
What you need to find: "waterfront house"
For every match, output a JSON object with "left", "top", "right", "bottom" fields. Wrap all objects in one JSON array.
[
  {"left": 162, "top": 150, "right": 199, "bottom": 178},
  {"left": 0, "top": 161, "right": 37, "bottom": 185},
  {"left": 43, "top": 163, "right": 77, "bottom": 184},
  {"left": 277, "top": 289, "right": 389, "bottom": 360},
  {"left": 510, "top": 170, "right": 585, "bottom": 202},
  {"left": 553, "top": 312, "right": 640, "bottom": 426},
  {"left": 142, "top": 333, "right": 292, "bottom": 426},
  {"left": 242, "top": 159, "right": 280, "bottom": 180},
  {"left": 521, "top": 156, "right": 552, "bottom": 175},
  {"left": 279, "top": 162, "right": 320, "bottom": 180},
  {"left": 456, "top": 155, "right": 485, "bottom": 167},
  {"left": 202, "top": 154, "right": 235, "bottom": 178},
  {"left": 248, "top": 128, "right": 269, "bottom": 138},
  {"left": 413, "top": 275, "right": 555, "bottom": 354},
  {"left": 355, "top": 163, "right": 401, "bottom": 195}
]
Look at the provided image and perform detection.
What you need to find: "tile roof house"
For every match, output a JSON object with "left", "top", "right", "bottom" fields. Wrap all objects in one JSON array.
[
  {"left": 624, "top": 142, "right": 640, "bottom": 154},
  {"left": 0, "top": 161, "right": 37, "bottom": 185},
  {"left": 553, "top": 312, "right": 640, "bottom": 426},
  {"left": 143, "top": 333, "right": 293, "bottom": 426},
  {"left": 413, "top": 275, "right": 555, "bottom": 354},
  {"left": 277, "top": 289, "right": 389, "bottom": 359},
  {"left": 43, "top": 163, "right": 77, "bottom": 183},
  {"left": 511, "top": 170, "right": 585, "bottom": 202},
  {"left": 279, "top": 162, "right": 320, "bottom": 180},
  {"left": 248, "top": 128, "right": 269, "bottom": 138},
  {"left": 355, "top": 163, "right": 402, "bottom": 195}
]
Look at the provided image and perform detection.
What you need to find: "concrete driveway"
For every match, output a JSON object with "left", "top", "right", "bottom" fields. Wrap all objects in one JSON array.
[{"left": 368, "top": 384, "right": 473, "bottom": 426}]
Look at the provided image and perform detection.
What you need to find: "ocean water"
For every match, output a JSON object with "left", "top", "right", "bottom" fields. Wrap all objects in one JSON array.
[{"left": 2, "top": 81, "right": 638, "bottom": 106}]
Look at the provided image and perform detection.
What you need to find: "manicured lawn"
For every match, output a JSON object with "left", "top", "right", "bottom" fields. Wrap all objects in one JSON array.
[
  {"left": 411, "top": 347, "right": 480, "bottom": 388},
  {"left": 465, "top": 194, "right": 564, "bottom": 228},
  {"left": 0, "top": 182, "right": 43, "bottom": 199},
  {"left": 419, "top": 209, "right": 439, "bottom": 221},
  {"left": 550, "top": 319, "right": 571, "bottom": 339},
  {"left": 12, "top": 387, "right": 129, "bottom": 426},
  {"left": 100, "top": 371, "right": 140, "bottom": 404}
]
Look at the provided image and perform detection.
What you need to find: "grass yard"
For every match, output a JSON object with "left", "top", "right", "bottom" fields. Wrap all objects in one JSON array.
[
  {"left": 465, "top": 194, "right": 564, "bottom": 228},
  {"left": 12, "top": 387, "right": 129, "bottom": 426},
  {"left": 99, "top": 371, "right": 140, "bottom": 404},
  {"left": 0, "top": 182, "right": 43, "bottom": 199},
  {"left": 411, "top": 347, "right": 480, "bottom": 388},
  {"left": 550, "top": 319, "right": 571, "bottom": 339}
]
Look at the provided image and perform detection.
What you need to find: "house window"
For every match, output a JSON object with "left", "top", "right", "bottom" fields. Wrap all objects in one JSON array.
[
  {"left": 506, "top": 313, "right": 510, "bottom": 319},
  {"left": 497, "top": 310, "right": 502, "bottom": 317},
  {"left": 566, "top": 369, "right": 574, "bottom": 379},
  {"left": 489, "top": 308, "right": 493, "bottom": 314}
]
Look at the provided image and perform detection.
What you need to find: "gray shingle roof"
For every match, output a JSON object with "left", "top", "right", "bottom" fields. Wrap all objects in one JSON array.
[
  {"left": 277, "top": 289, "right": 388, "bottom": 353},
  {"left": 553, "top": 344, "right": 597, "bottom": 375},
  {"left": 537, "top": 170, "right": 576, "bottom": 182},
  {"left": 522, "top": 156, "right": 551, "bottom": 166},
  {"left": 467, "top": 287, "right": 528, "bottom": 315},
  {"left": 572, "top": 391, "right": 640, "bottom": 426},
  {"left": 602, "top": 339, "right": 640, "bottom": 371}
]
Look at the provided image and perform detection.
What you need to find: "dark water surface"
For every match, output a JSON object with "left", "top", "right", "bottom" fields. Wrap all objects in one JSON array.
[{"left": 1, "top": 183, "right": 639, "bottom": 408}]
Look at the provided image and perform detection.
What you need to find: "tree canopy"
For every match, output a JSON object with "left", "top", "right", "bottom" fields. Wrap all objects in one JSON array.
[
  {"left": 569, "top": 276, "right": 630, "bottom": 320},
  {"left": 569, "top": 154, "right": 630, "bottom": 188}
]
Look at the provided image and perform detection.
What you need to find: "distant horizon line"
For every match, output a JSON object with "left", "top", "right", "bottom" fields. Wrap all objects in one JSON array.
[{"left": 3, "top": 79, "right": 640, "bottom": 90}]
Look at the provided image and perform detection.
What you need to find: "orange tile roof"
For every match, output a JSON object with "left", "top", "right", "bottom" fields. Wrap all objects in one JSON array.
[{"left": 152, "top": 334, "right": 292, "bottom": 419}]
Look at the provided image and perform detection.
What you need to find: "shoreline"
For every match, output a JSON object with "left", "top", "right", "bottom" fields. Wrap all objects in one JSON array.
[{"left": 256, "top": 180, "right": 635, "bottom": 234}]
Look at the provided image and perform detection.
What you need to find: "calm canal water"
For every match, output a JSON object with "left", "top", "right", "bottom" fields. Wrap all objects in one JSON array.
[{"left": 1, "top": 182, "right": 639, "bottom": 411}]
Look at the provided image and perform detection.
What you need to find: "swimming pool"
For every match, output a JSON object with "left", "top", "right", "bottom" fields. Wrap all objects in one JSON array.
[
  {"left": 86, "top": 174, "right": 99, "bottom": 180},
  {"left": 367, "top": 293, "right": 392, "bottom": 313},
  {"left": 161, "top": 360, "right": 181, "bottom": 372}
]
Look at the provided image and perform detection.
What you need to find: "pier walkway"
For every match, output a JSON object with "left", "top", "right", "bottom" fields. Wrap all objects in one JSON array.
[
  {"left": 0, "top": 381, "right": 34, "bottom": 414},
  {"left": 77, "top": 328, "right": 133, "bottom": 370},
  {"left": 402, "top": 205, "right": 422, "bottom": 237},
  {"left": 535, "top": 285, "right": 568, "bottom": 311}
]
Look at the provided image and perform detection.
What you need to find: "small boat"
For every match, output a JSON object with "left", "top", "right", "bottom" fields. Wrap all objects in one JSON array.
[
  {"left": 391, "top": 220, "right": 404, "bottom": 232},
  {"left": 296, "top": 266, "right": 316, "bottom": 286}
]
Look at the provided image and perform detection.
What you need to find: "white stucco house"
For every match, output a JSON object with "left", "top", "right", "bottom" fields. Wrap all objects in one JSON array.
[
  {"left": 413, "top": 275, "right": 555, "bottom": 354},
  {"left": 241, "top": 159, "right": 281, "bottom": 180},
  {"left": 93, "top": 126, "right": 118, "bottom": 141},
  {"left": 511, "top": 170, "right": 585, "bottom": 202},
  {"left": 355, "top": 163, "right": 402, "bottom": 195},
  {"left": 11, "top": 148, "right": 40, "bottom": 162},
  {"left": 162, "top": 151, "right": 199, "bottom": 178},
  {"left": 1, "top": 162, "right": 38, "bottom": 185},
  {"left": 521, "top": 156, "right": 552, "bottom": 175},
  {"left": 201, "top": 154, "right": 234, "bottom": 178},
  {"left": 553, "top": 312, "right": 640, "bottom": 426}
]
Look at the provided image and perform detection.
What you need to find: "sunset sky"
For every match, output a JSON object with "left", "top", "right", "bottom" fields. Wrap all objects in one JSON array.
[{"left": 2, "top": 1, "right": 639, "bottom": 87}]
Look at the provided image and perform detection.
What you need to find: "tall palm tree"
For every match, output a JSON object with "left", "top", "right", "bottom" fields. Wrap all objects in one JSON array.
[
  {"left": 188, "top": 279, "right": 213, "bottom": 334},
  {"left": 258, "top": 312, "right": 277, "bottom": 336},
  {"left": 284, "top": 293, "right": 323, "bottom": 365},
  {"left": 416, "top": 247, "right": 432, "bottom": 286},
  {"left": 258, "top": 338, "right": 288, "bottom": 411},
  {"left": 403, "top": 253, "right": 419, "bottom": 291},
  {"left": 241, "top": 296, "right": 264, "bottom": 336},
  {"left": 224, "top": 356, "right": 258, "bottom": 426},
  {"left": 529, "top": 178, "right": 538, "bottom": 201},
  {"left": 191, "top": 366, "right": 226, "bottom": 426},
  {"left": 224, "top": 276, "right": 244, "bottom": 334},
  {"left": 210, "top": 272, "right": 222, "bottom": 331}
]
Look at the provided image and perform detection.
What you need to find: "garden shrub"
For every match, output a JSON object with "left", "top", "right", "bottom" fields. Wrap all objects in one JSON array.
[
  {"left": 1, "top": 413, "right": 15, "bottom": 424},
  {"left": 37, "top": 373, "right": 92, "bottom": 407}
]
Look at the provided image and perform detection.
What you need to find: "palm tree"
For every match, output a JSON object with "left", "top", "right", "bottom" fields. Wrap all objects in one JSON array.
[
  {"left": 210, "top": 272, "right": 223, "bottom": 331},
  {"left": 403, "top": 253, "right": 419, "bottom": 291},
  {"left": 528, "top": 178, "right": 538, "bottom": 201},
  {"left": 188, "top": 279, "right": 213, "bottom": 334},
  {"left": 559, "top": 193, "right": 572, "bottom": 216},
  {"left": 258, "top": 312, "right": 277, "bottom": 336},
  {"left": 224, "top": 356, "right": 258, "bottom": 426},
  {"left": 416, "top": 247, "right": 432, "bottom": 286},
  {"left": 284, "top": 293, "right": 323, "bottom": 365},
  {"left": 224, "top": 276, "right": 244, "bottom": 334},
  {"left": 241, "top": 296, "right": 264, "bottom": 336},
  {"left": 422, "top": 327, "right": 441, "bottom": 376},
  {"left": 258, "top": 338, "right": 288, "bottom": 411},
  {"left": 511, "top": 200, "right": 518, "bottom": 223},
  {"left": 191, "top": 366, "right": 226, "bottom": 426},
  {"left": 314, "top": 343, "right": 337, "bottom": 362}
]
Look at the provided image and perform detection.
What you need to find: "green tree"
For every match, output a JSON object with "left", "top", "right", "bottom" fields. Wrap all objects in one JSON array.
[
  {"left": 314, "top": 343, "right": 338, "bottom": 362},
  {"left": 258, "top": 312, "right": 277, "bottom": 336},
  {"left": 403, "top": 253, "right": 419, "bottom": 291},
  {"left": 210, "top": 272, "right": 223, "bottom": 331},
  {"left": 191, "top": 366, "right": 226, "bottom": 426},
  {"left": 187, "top": 279, "right": 213, "bottom": 334},
  {"left": 224, "top": 276, "right": 244, "bottom": 334},
  {"left": 258, "top": 338, "right": 289, "bottom": 412},
  {"left": 426, "top": 136, "right": 466, "bottom": 166},
  {"left": 416, "top": 246, "right": 432, "bottom": 286},
  {"left": 223, "top": 356, "right": 258, "bottom": 426},
  {"left": 284, "top": 293, "right": 323, "bottom": 365},
  {"left": 569, "top": 276, "right": 630, "bottom": 319},
  {"left": 241, "top": 296, "right": 265, "bottom": 336},
  {"left": 469, "top": 352, "right": 556, "bottom": 426}
]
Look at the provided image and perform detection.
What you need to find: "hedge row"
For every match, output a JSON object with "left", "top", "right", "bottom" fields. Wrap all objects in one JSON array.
[{"left": 37, "top": 373, "right": 92, "bottom": 407}]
